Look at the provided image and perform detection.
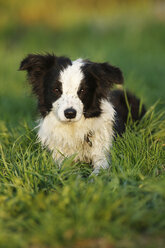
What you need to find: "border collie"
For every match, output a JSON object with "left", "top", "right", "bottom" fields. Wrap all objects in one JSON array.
[{"left": 20, "top": 54, "right": 145, "bottom": 174}]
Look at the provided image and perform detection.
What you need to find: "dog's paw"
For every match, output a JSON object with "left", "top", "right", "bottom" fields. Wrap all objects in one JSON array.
[{"left": 91, "top": 167, "right": 100, "bottom": 176}]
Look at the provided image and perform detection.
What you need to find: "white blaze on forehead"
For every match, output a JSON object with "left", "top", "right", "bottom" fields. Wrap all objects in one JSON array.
[
  {"left": 59, "top": 59, "right": 84, "bottom": 94},
  {"left": 52, "top": 59, "right": 85, "bottom": 122}
]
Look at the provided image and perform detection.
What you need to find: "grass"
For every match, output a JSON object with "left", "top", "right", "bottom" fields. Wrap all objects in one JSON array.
[{"left": 0, "top": 14, "right": 165, "bottom": 248}]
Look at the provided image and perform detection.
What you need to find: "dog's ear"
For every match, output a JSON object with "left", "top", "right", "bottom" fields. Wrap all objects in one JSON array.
[
  {"left": 19, "top": 54, "right": 56, "bottom": 72},
  {"left": 19, "top": 54, "right": 56, "bottom": 96},
  {"left": 97, "top": 62, "right": 123, "bottom": 85},
  {"left": 84, "top": 61, "right": 123, "bottom": 91}
]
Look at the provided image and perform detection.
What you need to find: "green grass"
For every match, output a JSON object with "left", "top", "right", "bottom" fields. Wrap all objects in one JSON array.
[{"left": 0, "top": 15, "right": 165, "bottom": 248}]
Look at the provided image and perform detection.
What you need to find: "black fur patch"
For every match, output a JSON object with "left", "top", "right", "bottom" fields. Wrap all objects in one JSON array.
[
  {"left": 110, "top": 90, "right": 146, "bottom": 135},
  {"left": 19, "top": 54, "right": 72, "bottom": 116},
  {"left": 80, "top": 61, "right": 123, "bottom": 118}
]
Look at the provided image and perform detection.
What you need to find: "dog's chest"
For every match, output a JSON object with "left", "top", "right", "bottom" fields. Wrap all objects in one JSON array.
[{"left": 37, "top": 111, "right": 114, "bottom": 163}]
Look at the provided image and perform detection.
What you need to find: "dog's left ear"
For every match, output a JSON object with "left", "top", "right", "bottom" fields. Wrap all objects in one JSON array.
[
  {"left": 98, "top": 62, "right": 124, "bottom": 85},
  {"left": 84, "top": 61, "right": 124, "bottom": 89}
]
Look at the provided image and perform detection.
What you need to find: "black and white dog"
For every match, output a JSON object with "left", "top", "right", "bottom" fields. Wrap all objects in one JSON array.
[{"left": 20, "top": 54, "right": 145, "bottom": 174}]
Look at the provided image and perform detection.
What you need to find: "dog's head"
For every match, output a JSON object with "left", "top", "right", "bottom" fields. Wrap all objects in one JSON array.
[{"left": 20, "top": 54, "right": 123, "bottom": 122}]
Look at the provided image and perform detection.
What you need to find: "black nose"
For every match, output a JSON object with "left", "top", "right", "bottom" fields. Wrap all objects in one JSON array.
[{"left": 64, "top": 108, "right": 77, "bottom": 119}]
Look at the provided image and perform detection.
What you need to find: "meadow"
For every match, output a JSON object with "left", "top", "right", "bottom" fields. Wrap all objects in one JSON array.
[{"left": 0, "top": 6, "right": 165, "bottom": 248}]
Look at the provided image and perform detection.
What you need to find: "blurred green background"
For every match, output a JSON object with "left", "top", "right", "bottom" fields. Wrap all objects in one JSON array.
[{"left": 0, "top": 0, "right": 165, "bottom": 128}]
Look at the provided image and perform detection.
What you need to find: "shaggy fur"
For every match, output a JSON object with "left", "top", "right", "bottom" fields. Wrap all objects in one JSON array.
[{"left": 20, "top": 54, "right": 145, "bottom": 174}]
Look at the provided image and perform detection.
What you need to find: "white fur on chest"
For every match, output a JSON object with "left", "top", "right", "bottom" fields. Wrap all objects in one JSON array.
[{"left": 38, "top": 100, "right": 115, "bottom": 170}]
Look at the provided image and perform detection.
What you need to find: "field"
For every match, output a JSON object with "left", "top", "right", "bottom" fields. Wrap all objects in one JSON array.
[{"left": 0, "top": 3, "right": 165, "bottom": 248}]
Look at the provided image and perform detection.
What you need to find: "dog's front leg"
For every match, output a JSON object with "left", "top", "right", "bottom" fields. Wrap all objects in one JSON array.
[{"left": 91, "top": 152, "right": 110, "bottom": 175}]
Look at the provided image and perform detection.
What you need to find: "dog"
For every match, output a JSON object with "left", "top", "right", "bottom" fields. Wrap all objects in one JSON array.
[{"left": 20, "top": 54, "right": 145, "bottom": 174}]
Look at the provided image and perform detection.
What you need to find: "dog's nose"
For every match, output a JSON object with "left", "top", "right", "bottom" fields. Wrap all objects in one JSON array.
[{"left": 64, "top": 108, "right": 77, "bottom": 119}]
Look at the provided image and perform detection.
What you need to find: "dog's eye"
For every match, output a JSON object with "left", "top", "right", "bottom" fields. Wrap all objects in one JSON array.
[
  {"left": 54, "top": 88, "right": 59, "bottom": 92},
  {"left": 53, "top": 88, "right": 61, "bottom": 94},
  {"left": 78, "top": 88, "right": 85, "bottom": 95}
]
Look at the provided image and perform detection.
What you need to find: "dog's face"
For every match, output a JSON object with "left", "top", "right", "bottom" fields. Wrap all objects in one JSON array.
[{"left": 20, "top": 54, "right": 123, "bottom": 122}]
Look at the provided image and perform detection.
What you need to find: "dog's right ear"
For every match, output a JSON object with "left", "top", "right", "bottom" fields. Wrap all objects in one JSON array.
[{"left": 19, "top": 54, "right": 56, "bottom": 96}]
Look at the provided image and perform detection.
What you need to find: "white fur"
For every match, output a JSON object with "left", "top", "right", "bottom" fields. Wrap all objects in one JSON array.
[
  {"left": 38, "top": 100, "right": 115, "bottom": 174},
  {"left": 53, "top": 59, "right": 84, "bottom": 122},
  {"left": 38, "top": 59, "right": 115, "bottom": 174}
]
